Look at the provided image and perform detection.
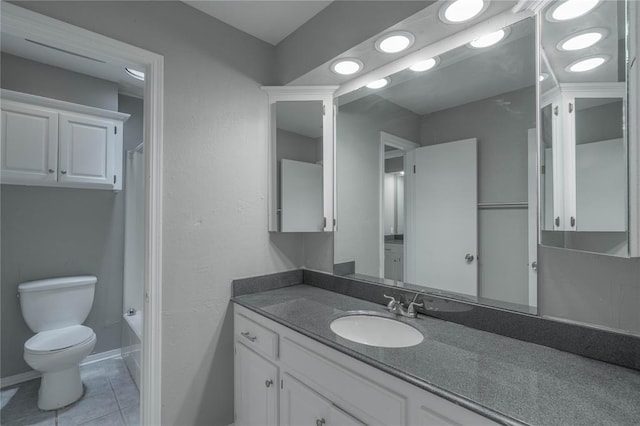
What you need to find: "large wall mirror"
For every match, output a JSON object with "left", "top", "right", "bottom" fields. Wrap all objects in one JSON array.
[
  {"left": 334, "top": 17, "right": 538, "bottom": 313},
  {"left": 539, "top": 0, "right": 632, "bottom": 257}
]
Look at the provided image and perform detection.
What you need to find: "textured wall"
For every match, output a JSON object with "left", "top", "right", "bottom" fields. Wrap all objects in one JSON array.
[{"left": 7, "top": 2, "right": 302, "bottom": 424}]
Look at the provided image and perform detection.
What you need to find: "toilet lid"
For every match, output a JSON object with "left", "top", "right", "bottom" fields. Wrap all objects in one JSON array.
[{"left": 25, "top": 325, "right": 94, "bottom": 353}]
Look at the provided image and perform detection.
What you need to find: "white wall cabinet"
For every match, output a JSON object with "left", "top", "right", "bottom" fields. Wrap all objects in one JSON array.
[
  {"left": 234, "top": 304, "right": 498, "bottom": 426},
  {"left": 1, "top": 90, "right": 128, "bottom": 190},
  {"left": 384, "top": 243, "right": 403, "bottom": 281},
  {"left": 262, "top": 86, "right": 338, "bottom": 232}
]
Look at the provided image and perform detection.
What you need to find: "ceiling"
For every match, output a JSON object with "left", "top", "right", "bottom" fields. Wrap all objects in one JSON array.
[
  {"left": 1, "top": 32, "right": 145, "bottom": 98},
  {"left": 183, "top": 1, "right": 333, "bottom": 46}
]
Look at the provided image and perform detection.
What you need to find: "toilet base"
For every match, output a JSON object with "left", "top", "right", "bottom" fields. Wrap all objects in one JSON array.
[{"left": 38, "top": 366, "right": 83, "bottom": 410}]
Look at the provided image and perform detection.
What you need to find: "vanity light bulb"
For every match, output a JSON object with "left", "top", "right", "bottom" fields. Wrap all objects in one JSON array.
[
  {"left": 331, "top": 59, "right": 363, "bottom": 75},
  {"left": 442, "top": 0, "right": 485, "bottom": 23},
  {"left": 410, "top": 58, "right": 437, "bottom": 72},
  {"left": 469, "top": 29, "right": 506, "bottom": 48},
  {"left": 551, "top": 0, "right": 600, "bottom": 21},
  {"left": 366, "top": 78, "right": 389, "bottom": 89},
  {"left": 568, "top": 56, "right": 607, "bottom": 72},
  {"left": 560, "top": 32, "right": 603, "bottom": 51}
]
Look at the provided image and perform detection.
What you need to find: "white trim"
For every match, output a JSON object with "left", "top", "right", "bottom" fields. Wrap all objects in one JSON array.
[
  {"left": 0, "top": 349, "right": 122, "bottom": 388},
  {"left": 630, "top": 0, "right": 640, "bottom": 257},
  {"left": 335, "top": 9, "right": 534, "bottom": 97},
  {"left": 1, "top": 4, "right": 164, "bottom": 424},
  {"left": 379, "top": 132, "right": 419, "bottom": 278},
  {"left": 1, "top": 89, "right": 130, "bottom": 121}
]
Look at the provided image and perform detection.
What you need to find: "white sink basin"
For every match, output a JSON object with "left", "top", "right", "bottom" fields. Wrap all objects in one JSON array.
[{"left": 330, "top": 314, "right": 424, "bottom": 348}]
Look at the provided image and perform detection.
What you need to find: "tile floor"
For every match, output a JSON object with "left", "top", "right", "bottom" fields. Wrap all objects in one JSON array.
[{"left": 1, "top": 357, "right": 139, "bottom": 426}]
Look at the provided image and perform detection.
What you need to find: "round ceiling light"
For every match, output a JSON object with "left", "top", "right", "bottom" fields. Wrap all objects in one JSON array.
[
  {"left": 539, "top": 73, "right": 549, "bottom": 82},
  {"left": 558, "top": 30, "right": 605, "bottom": 51},
  {"left": 567, "top": 55, "right": 609, "bottom": 72},
  {"left": 331, "top": 59, "right": 363, "bottom": 75},
  {"left": 440, "top": 0, "right": 486, "bottom": 24},
  {"left": 469, "top": 29, "right": 506, "bottom": 48},
  {"left": 409, "top": 58, "right": 438, "bottom": 72},
  {"left": 366, "top": 78, "right": 389, "bottom": 89},
  {"left": 375, "top": 31, "right": 415, "bottom": 54},
  {"left": 125, "top": 68, "right": 145, "bottom": 81},
  {"left": 548, "top": 0, "right": 600, "bottom": 22}
]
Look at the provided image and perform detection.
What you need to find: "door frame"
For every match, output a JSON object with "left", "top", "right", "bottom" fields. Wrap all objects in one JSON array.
[
  {"left": 1, "top": 4, "right": 164, "bottom": 424},
  {"left": 378, "top": 132, "right": 419, "bottom": 278}
]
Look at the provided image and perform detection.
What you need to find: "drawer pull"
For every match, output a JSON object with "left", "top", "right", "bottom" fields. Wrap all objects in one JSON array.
[
  {"left": 241, "top": 331, "right": 257, "bottom": 342},
  {"left": 316, "top": 418, "right": 326, "bottom": 426}
]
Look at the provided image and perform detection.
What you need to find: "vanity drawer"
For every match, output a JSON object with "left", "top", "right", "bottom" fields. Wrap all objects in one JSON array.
[{"left": 235, "top": 312, "right": 279, "bottom": 360}]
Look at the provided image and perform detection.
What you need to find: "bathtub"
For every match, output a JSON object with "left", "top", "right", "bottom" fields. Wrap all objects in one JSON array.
[{"left": 122, "top": 311, "right": 142, "bottom": 389}]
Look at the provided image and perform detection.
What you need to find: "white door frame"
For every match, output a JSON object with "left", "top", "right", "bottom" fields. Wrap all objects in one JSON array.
[
  {"left": 1, "top": 4, "right": 164, "bottom": 424},
  {"left": 379, "top": 132, "right": 419, "bottom": 278}
]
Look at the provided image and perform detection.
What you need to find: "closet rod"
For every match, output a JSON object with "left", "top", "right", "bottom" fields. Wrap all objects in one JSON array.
[{"left": 478, "top": 202, "right": 528, "bottom": 210}]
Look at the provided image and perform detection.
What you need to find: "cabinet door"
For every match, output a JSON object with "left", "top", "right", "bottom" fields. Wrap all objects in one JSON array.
[
  {"left": 1, "top": 102, "right": 58, "bottom": 184},
  {"left": 59, "top": 113, "right": 118, "bottom": 188},
  {"left": 235, "top": 343, "right": 278, "bottom": 426},
  {"left": 281, "top": 373, "right": 366, "bottom": 426}
]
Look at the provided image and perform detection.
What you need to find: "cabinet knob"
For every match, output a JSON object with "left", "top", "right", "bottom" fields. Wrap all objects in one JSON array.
[
  {"left": 265, "top": 379, "right": 273, "bottom": 388},
  {"left": 316, "top": 419, "right": 326, "bottom": 426},
  {"left": 555, "top": 216, "right": 560, "bottom": 227},
  {"left": 61, "top": 170, "right": 67, "bottom": 175},
  {"left": 48, "top": 169, "right": 55, "bottom": 174},
  {"left": 464, "top": 253, "right": 474, "bottom": 263},
  {"left": 240, "top": 331, "right": 257, "bottom": 342},
  {"left": 570, "top": 216, "right": 575, "bottom": 227}
]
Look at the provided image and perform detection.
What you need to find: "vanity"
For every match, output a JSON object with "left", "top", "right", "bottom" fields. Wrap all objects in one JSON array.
[{"left": 232, "top": 275, "right": 640, "bottom": 426}]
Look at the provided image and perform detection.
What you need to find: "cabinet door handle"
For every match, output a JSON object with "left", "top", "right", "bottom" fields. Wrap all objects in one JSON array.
[
  {"left": 555, "top": 216, "right": 560, "bottom": 227},
  {"left": 265, "top": 379, "right": 273, "bottom": 388},
  {"left": 48, "top": 169, "right": 55, "bottom": 174},
  {"left": 316, "top": 418, "right": 326, "bottom": 426},
  {"left": 61, "top": 170, "right": 67, "bottom": 175},
  {"left": 240, "top": 331, "right": 256, "bottom": 342},
  {"left": 570, "top": 216, "right": 575, "bottom": 227},
  {"left": 464, "top": 253, "right": 474, "bottom": 263}
]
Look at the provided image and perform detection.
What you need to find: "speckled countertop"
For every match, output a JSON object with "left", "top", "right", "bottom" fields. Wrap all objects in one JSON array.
[{"left": 233, "top": 285, "right": 640, "bottom": 426}]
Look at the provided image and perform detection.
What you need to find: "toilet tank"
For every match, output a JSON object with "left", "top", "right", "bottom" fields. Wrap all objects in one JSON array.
[{"left": 18, "top": 276, "right": 97, "bottom": 332}]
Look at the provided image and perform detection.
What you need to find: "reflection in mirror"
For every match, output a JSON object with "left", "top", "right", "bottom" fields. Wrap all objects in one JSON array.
[
  {"left": 539, "top": 0, "right": 629, "bottom": 256},
  {"left": 276, "top": 101, "right": 323, "bottom": 232},
  {"left": 335, "top": 18, "right": 537, "bottom": 313}
]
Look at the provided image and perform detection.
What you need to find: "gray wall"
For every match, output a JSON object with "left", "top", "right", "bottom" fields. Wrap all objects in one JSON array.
[
  {"left": 335, "top": 95, "right": 420, "bottom": 276},
  {"left": 275, "top": 1, "right": 433, "bottom": 84},
  {"left": 420, "top": 86, "right": 536, "bottom": 306},
  {"left": 9, "top": 2, "right": 303, "bottom": 425},
  {"left": 1, "top": 52, "right": 118, "bottom": 110},
  {"left": 0, "top": 57, "right": 142, "bottom": 378}
]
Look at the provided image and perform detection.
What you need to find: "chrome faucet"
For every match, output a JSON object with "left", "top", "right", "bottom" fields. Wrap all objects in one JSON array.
[{"left": 383, "top": 294, "right": 423, "bottom": 318}]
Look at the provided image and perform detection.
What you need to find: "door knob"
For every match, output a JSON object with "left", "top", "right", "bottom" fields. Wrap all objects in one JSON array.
[{"left": 464, "top": 253, "right": 474, "bottom": 263}]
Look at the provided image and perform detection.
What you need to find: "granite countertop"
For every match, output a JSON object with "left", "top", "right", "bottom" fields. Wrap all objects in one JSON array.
[{"left": 233, "top": 285, "right": 640, "bottom": 426}]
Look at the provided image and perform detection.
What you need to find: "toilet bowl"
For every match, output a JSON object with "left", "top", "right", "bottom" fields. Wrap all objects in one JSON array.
[{"left": 18, "top": 276, "right": 97, "bottom": 410}]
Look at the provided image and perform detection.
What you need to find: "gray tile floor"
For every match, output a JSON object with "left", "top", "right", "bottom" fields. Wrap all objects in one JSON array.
[{"left": 1, "top": 357, "right": 139, "bottom": 426}]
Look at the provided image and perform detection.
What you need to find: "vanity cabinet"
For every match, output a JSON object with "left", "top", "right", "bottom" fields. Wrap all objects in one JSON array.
[
  {"left": 262, "top": 86, "right": 338, "bottom": 232},
  {"left": 1, "top": 89, "right": 128, "bottom": 191},
  {"left": 233, "top": 304, "right": 498, "bottom": 426},
  {"left": 384, "top": 243, "right": 404, "bottom": 281}
]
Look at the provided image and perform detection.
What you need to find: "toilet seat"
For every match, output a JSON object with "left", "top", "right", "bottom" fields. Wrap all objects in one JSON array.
[{"left": 25, "top": 325, "right": 94, "bottom": 354}]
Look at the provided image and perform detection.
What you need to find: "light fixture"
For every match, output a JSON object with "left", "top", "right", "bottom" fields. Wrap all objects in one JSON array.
[
  {"left": 548, "top": 0, "right": 600, "bottom": 22},
  {"left": 125, "top": 68, "right": 145, "bottom": 81},
  {"left": 331, "top": 59, "right": 363, "bottom": 75},
  {"left": 558, "top": 29, "right": 606, "bottom": 51},
  {"left": 567, "top": 55, "right": 609, "bottom": 72},
  {"left": 366, "top": 78, "right": 389, "bottom": 89},
  {"left": 409, "top": 58, "right": 438, "bottom": 72},
  {"left": 469, "top": 29, "right": 507, "bottom": 48},
  {"left": 440, "top": 0, "right": 486, "bottom": 24},
  {"left": 375, "top": 31, "right": 415, "bottom": 54},
  {"left": 539, "top": 73, "right": 549, "bottom": 82}
]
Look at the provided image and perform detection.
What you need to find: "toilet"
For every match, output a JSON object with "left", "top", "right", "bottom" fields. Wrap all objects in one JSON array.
[{"left": 18, "top": 275, "right": 97, "bottom": 410}]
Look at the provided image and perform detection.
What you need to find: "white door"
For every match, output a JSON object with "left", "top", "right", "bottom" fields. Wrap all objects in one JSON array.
[
  {"left": 235, "top": 343, "right": 278, "bottom": 426},
  {"left": 411, "top": 139, "right": 478, "bottom": 296},
  {"left": 281, "top": 373, "right": 365, "bottom": 426},
  {"left": 59, "top": 112, "right": 116, "bottom": 188},
  {"left": 527, "top": 129, "right": 538, "bottom": 307},
  {"left": 1, "top": 101, "right": 58, "bottom": 184}
]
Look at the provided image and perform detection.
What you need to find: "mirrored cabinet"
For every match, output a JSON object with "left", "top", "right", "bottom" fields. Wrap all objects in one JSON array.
[{"left": 263, "top": 86, "right": 337, "bottom": 233}]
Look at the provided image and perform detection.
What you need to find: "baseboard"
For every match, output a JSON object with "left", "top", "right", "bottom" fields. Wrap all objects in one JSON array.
[{"left": 0, "top": 348, "right": 122, "bottom": 388}]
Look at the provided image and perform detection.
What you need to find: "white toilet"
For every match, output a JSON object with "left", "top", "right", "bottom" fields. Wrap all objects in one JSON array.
[{"left": 18, "top": 275, "right": 97, "bottom": 410}]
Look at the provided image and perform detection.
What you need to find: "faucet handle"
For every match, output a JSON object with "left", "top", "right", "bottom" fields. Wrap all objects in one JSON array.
[
  {"left": 407, "top": 294, "right": 424, "bottom": 317},
  {"left": 383, "top": 294, "right": 400, "bottom": 308}
]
